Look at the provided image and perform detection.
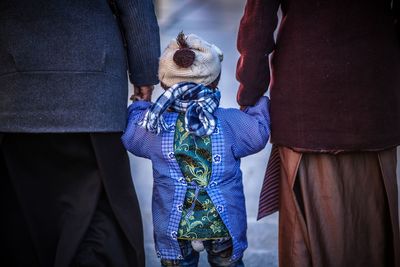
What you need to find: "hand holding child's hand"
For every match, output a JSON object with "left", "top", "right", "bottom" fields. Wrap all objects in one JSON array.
[{"left": 130, "top": 85, "right": 154, "bottom": 101}]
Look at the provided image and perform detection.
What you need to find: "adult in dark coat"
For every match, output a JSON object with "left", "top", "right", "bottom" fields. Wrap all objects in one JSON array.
[
  {"left": 0, "top": 0, "right": 160, "bottom": 266},
  {"left": 236, "top": 0, "right": 400, "bottom": 266}
]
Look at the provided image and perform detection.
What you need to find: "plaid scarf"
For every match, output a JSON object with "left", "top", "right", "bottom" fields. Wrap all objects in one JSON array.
[{"left": 139, "top": 82, "right": 221, "bottom": 136}]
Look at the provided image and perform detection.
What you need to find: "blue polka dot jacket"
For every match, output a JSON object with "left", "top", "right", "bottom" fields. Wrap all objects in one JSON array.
[{"left": 122, "top": 96, "right": 270, "bottom": 261}]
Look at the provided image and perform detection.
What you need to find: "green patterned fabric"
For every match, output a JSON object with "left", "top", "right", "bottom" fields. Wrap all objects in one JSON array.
[{"left": 174, "top": 114, "right": 229, "bottom": 240}]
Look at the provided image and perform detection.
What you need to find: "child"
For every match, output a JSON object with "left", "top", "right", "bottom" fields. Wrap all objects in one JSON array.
[{"left": 122, "top": 32, "right": 270, "bottom": 267}]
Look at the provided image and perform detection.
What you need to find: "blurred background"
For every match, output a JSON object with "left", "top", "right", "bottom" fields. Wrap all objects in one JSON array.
[{"left": 128, "top": 0, "right": 400, "bottom": 266}]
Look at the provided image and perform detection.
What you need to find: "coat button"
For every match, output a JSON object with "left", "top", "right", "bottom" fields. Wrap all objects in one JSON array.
[
  {"left": 177, "top": 204, "right": 183, "bottom": 212},
  {"left": 178, "top": 177, "right": 186, "bottom": 185},
  {"left": 171, "top": 231, "right": 177, "bottom": 240},
  {"left": 213, "top": 154, "right": 222, "bottom": 163},
  {"left": 209, "top": 181, "right": 218, "bottom": 188},
  {"left": 217, "top": 205, "right": 224, "bottom": 213},
  {"left": 168, "top": 152, "right": 175, "bottom": 159}
]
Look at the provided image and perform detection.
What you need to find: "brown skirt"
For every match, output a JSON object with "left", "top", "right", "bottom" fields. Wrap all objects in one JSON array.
[{"left": 278, "top": 147, "right": 400, "bottom": 267}]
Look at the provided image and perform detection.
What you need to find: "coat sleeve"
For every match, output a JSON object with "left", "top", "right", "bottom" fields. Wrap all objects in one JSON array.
[
  {"left": 225, "top": 96, "right": 271, "bottom": 159},
  {"left": 236, "top": 0, "right": 280, "bottom": 106},
  {"left": 114, "top": 0, "right": 160, "bottom": 86},
  {"left": 121, "top": 101, "right": 153, "bottom": 158}
]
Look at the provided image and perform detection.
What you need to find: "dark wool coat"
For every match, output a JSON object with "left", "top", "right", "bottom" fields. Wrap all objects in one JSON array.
[
  {"left": 236, "top": 0, "right": 400, "bottom": 151},
  {"left": 0, "top": 1, "right": 160, "bottom": 266},
  {"left": 0, "top": 0, "right": 160, "bottom": 132}
]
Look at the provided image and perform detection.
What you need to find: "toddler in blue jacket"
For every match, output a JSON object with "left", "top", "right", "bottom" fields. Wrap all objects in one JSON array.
[{"left": 122, "top": 32, "right": 270, "bottom": 267}]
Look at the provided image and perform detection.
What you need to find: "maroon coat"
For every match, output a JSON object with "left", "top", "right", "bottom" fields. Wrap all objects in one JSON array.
[{"left": 236, "top": 0, "right": 400, "bottom": 151}]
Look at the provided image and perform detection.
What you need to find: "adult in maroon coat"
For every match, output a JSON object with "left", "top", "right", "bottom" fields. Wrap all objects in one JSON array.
[{"left": 236, "top": 0, "right": 400, "bottom": 266}]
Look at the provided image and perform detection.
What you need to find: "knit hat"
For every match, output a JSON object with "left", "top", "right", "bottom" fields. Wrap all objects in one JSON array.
[{"left": 158, "top": 32, "right": 223, "bottom": 87}]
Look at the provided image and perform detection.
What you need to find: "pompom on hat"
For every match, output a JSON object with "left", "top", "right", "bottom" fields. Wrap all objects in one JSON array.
[{"left": 159, "top": 32, "right": 223, "bottom": 87}]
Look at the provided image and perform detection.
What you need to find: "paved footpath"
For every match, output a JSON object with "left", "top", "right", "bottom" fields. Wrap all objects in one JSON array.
[{"left": 128, "top": 1, "right": 400, "bottom": 266}]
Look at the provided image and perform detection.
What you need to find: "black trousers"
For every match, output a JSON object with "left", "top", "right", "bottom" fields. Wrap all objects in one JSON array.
[{"left": 0, "top": 133, "right": 144, "bottom": 267}]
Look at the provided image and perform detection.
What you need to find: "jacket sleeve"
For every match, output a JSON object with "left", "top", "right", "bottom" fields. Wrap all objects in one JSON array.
[
  {"left": 121, "top": 100, "right": 153, "bottom": 158},
  {"left": 226, "top": 96, "right": 271, "bottom": 159},
  {"left": 114, "top": 0, "right": 160, "bottom": 86},
  {"left": 236, "top": 0, "right": 280, "bottom": 106}
]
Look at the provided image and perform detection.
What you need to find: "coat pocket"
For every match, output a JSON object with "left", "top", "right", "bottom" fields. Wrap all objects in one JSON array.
[{"left": 0, "top": 15, "right": 113, "bottom": 74}]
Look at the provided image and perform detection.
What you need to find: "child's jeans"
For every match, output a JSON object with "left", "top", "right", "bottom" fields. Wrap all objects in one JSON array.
[{"left": 160, "top": 238, "right": 244, "bottom": 267}]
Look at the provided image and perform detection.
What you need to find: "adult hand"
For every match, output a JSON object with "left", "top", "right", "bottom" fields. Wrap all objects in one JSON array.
[{"left": 131, "top": 85, "right": 154, "bottom": 101}]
